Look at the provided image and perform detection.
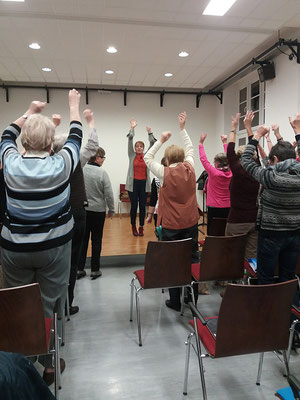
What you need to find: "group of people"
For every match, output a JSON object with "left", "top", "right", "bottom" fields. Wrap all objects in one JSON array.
[{"left": 1, "top": 89, "right": 300, "bottom": 383}]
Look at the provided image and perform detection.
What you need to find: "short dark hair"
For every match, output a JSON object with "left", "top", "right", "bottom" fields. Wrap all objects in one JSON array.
[
  {"left": 89, "top": 147, "right": 105, "bottom": 163},
  {"left": 214, "top": 152, "right": 229, "bottom": 169},
  {"left": 269, "top": 141, "right": 296, "bottom": 163}
]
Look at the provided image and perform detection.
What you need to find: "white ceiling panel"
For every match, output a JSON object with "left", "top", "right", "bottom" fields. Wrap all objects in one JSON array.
[{"left": 0, "top": 0, "right": 300, "bottom": 89}]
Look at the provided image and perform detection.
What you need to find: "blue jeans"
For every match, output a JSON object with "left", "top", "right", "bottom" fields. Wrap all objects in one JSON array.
[{"left": 257, "top": 231, "right": 300, "bottom": 285}]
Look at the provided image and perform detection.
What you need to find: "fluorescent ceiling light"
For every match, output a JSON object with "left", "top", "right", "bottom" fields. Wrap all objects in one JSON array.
[
  {"left": 179, "top": 51, "right": 189, "bottom": 57},
  {"left": 29, "top": 42, "right": 40, "bottom": 50},
  {"left": 105, "top": 70, "right": 114, "bottom": 74},
  {"left": 203, "top": 0, "right": 237, "bottom": 16},
  {"left": 42, "top": 67, "right": 51, "bottom": 72},
  {"left": 164, "top": 73, "right": 173, "bottom": 77},
  {"left": 107, "top": 46, "right": 117, "bottom": 54}
]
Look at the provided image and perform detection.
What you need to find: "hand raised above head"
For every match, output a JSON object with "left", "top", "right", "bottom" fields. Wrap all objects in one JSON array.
[
  {"left": 28, "top": 101, "right": 46, "bottom": 115},
  {"left": 256, "top": 125, "right": 270, "bottom": 139},
  {"left": 52, "top": 114, "right": 61, "bottom": 127},
  {"left": 83, "top": 109, "right": 94, "bottom": 122},
  {"left": 243, "top": 110, "right": 254, "bottom": 129},
  {"left": 69, "top": 89, "right": 81, "bottom": 107},
  {"left": 160, "top": 131, "right": 172, "bottom": 143},
  {"left": 178, "top": 111, "right": 187, "bottom": 130},
  {"left": 289, "top": 113, "right": 300, "bottom": 134},
  {"left": 199, "top": 133, "right": 207, "bottom": 144},
  {"left": 221, "top": 134, "right": 227, "bottom": 144},
  {"left": 146, "top": 126, "right": 151, "bottom": 134},
  {"left": 231, "top": 112, "right": 240, "bottom": 130},
  {"left": 130, "top": 118, "right": 137, "bottom": 130}
]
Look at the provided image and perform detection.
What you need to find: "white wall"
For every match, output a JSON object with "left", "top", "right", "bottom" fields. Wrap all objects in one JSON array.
[{"left": 0, "top": 87, "right": 223, "bottom": 212}]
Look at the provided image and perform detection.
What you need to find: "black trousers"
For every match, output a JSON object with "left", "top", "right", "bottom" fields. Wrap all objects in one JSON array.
[
  {"left": 128, "top": 179, "right": 147, "bottom": 227},
  {"left": 161, "top": 224, "right": 199, "bottom": 306},
  {"left": 207, "top": 206, "right": 230, "bottom": 235},
  {"left": 78, "top": 211, "right": 106, "bottom": 273},
  {"left": 68, "top": 208, "right": 86, "bottom": 306}
]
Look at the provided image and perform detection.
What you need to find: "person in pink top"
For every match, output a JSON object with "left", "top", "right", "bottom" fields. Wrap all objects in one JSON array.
[{"left": 199, "top": 134, "right": 232, "bottom": 235}]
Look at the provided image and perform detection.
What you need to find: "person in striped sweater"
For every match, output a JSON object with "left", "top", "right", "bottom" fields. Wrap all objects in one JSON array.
[
  {"left": 0, "top": 89, "right": 82, "bottom": 383},
  {"left": 241, "top": 115, "right": 300, "bottom": 285}
]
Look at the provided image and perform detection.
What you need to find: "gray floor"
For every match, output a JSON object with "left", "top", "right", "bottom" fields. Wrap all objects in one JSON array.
[{"left": 56, "top": 265, "right": 300, "bottom": 400}]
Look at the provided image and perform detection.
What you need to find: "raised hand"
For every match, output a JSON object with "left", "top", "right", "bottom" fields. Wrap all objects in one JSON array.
[
  {"left": 255, "top": 125, "right": 270, "bottom": 140},
  {"left": 28, "top": 101, "right": 46, "bottom": 115},
  {"left": 160, "top": 131, "right": 172, "bottom": 143},
  {"left": 221, "top": 135, "right": 227, "bottom": 144},
  {"left": 243, "top": 111, "right": 254, "bottom": 130},
  {"left": 130, "top": 118, "right": 137, "bottom": 130},
  {"left": 69, "top": 89, "right": 81, "bottom": 108},
  {"left": 200, "top": 133, "right": 207, "bottom": 144},
  {"left": 178, "top": 111, "right": 187, "bottom": 131},
  {"left": 83, "top": 109, "right": 94, "bottom": 123},
  {"left": 289, "top": 113, "right": 300, "bottom": 134},
  {"left": 231, "top": 113, "right": 240, "bottom": 131},
  {"left": 52, "top": 114, "right": 61, "bottom": 127},
  {"left": 146, "top": 126, "right": 152, "bottom": 134}
]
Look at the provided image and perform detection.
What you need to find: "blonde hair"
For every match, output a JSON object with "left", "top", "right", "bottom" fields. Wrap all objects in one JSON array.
[
  {"left": 164, "top": 145, "right": 185, "bottom": 165},
  {"left": 236, "top": 145, "right": 246, "bottom": 159},
  {"left": 21, "top": 114, "right": 55, "bottom": 151}
]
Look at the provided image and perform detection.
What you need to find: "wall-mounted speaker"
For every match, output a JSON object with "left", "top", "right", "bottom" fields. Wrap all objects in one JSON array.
[{"left": 257, "top": 62, "right": 275, "bottom": 82}]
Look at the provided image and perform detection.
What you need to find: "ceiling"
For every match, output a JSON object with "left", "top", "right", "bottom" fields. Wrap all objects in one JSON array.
[{"left": 1, "top": 0, "right": 300, "bottom": 90}]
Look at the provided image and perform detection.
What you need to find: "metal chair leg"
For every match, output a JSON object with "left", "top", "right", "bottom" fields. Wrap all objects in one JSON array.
[
  {"left": 135, "top": 288, "right": 142, "bottom": 346},
  {"left": 180, "top": 287, "right": 185, "bottom": 316},
  {"left": 183, "top": 332, "right": 194, "bottom": 395},
  {"left": 283, "top": 350, "right": 290, "bottom": 378},
  {"left": 193, "top": 316, "right": 207, "bottom": 400},
  {"left": 256, "top": 352, "right": 264, "bottom": 385},
  {"left": 287, "top": 319, "right": 299, "bottom": 363},
  {"left": 53, "top": 310, "right": 61, "bottom": 398},
  {"left": 65, "top": 291, "right": 70, "bottom": 321},
  {"left": 129, "top": 277, "right": 136, "bottom": 322}
]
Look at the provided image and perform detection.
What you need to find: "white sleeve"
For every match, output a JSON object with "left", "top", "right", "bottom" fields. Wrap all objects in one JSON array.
[{"left": 144, "top": 139, "right": 165, "bottom": 184}]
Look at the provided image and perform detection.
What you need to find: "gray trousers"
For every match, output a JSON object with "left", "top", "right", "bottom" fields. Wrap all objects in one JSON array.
[
  {"left": 2, "top": 241, "right": 71, "bottom": 367},
  {"left": 225, "top": 222, "right": 257, "bottom": 260}
]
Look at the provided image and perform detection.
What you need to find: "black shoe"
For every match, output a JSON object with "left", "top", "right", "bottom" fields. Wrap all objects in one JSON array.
[
  {"left": 69, "top": 305, "right": 79, "bottom": 315},
  {"left": 76, "top": 270, "right": 86, "bottom": 280},
  {"left": 165, "top": 299, "right": 181, "bottom": 312},
  {"left": 91, "top": 270, "right": 102, "bottom": 280}
]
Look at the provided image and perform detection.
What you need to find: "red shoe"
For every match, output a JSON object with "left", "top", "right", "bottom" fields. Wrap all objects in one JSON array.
[
  {"left": 138, "top": 226, "right": 144, "bottom": 236},
  {"left": 132, "top": 225, "right": 138, "bottom": 236}
]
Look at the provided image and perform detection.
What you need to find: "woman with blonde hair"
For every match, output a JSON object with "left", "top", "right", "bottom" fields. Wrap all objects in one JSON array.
[{"left": 144, "top": 112, "right": 199, "bottom": 311}]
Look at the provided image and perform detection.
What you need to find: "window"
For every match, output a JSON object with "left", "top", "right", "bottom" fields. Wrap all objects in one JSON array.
[{"left": 238, "top": 80, "right": 265, "bottom": 133}]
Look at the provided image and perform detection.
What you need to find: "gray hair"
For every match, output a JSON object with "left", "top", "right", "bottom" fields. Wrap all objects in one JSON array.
[
  {"left": 52, "top": 133, "right": 68, "bottom": 153},
  {"left": 20, "top": 114, "right": 55, "bottom": 152}
]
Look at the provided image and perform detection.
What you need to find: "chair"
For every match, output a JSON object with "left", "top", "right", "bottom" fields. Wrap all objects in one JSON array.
[
  {"left": 118, "top": 184, "right": 130, "bottom": 218},
  {"left": 192, "top": 234, "right": 247, "bottom": 284},
  {"left": 0, "top": 283, "right": 61, "bottom": 399},
  {"left": 129, "top": 238, "right": 193, "bottom": 346},
  {"left": 198, "top": 217, "right": 227, "bottom": 246},
  {"left": 183, "top": 280, "right": 298, "bottom": 400}
]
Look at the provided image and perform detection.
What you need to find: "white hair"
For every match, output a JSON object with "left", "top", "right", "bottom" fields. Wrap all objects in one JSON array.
[
  {"left": 20, "top": 114, "right": 55, "bottom": 152},
  {"left": 52, "top": 133, "right": 68, "bottom": 153}
]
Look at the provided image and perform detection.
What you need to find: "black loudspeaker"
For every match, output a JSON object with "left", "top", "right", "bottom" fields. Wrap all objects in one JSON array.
[{"left": 257, "top": 62, "right": 275, "bottom": 82}]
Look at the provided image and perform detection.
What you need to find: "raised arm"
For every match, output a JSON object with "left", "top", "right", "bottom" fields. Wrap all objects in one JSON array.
[
  {"left": 127, "top": 118, "right": 136, "bottom": 157},
  {"left": 144, "top": 131, "right": 171, "bottom": 184},
  {"left": 69, "top": 89, "right": 81, "bottom": 123},
  {"left": 272, "top": 123, "right": 283, "bottom": 142},
  {"left": 80, "top": 109, "right": 99, "bottom": 167},
  {"left": 221, "top": 135, "right": 228, "bottom": 153},
  {"left": 265, "top": 130, "right": 273, "bottom": 153},
  {"left": 0, "top": 101, "right": 46, "bottom": 163},
  {"left": 226, "top": 113, "right": 242, "bottom": 173},
  {"left": 289, "top": 113, "right": 300, "bottom": 157},
  {"left": 243, "top": 110, "right": 254, "bottom": 138},
  {"left": 199, "top": 133, "right": 217, "bottom": 176},
  {"left": 145, "top": 125, "right": 157, "bottom": 153},
  {"left": 178, "top": 111, "right": 194, "bottom": 167}
]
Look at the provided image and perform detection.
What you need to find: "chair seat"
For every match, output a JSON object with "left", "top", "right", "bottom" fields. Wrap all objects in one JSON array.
[
  {"left": 191, "top": 263, "right": 200, "bottom": 281},
  {"left": 190, "top": 317, "right": 218, "bottom": 357},
  {"left": 134, "top": 269, "right": 145, "bottom": 288}
]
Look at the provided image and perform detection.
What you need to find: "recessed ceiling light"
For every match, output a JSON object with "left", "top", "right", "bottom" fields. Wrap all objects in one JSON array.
[
  {"left": 203, "top": 0, "right": 237, "bottom": 16},
  {"left": 105, "top": 70, "right": 114, "bottom": 74},
  {"left": 164, "top": 73, "right": 173, "bottom": 77},
  {"left": 29, "top": 42, "right": 40, "bottom": 50},
  {"left": 179, "top": 51, "right": 189, "bottom": 57},
  {"left": 107, "top": 46, "right": 117, "bottom": 54},
  {"left": 42, "top": 67, "right": 51, "bottom": 72}
]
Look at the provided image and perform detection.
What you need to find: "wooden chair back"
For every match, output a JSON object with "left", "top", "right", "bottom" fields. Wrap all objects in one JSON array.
[
  {"left": 144, "top": 239, "right": 193, "bottom": 289},
  {"left": 0, "top": 283, "right": 48, "bottom": 356},
  {"left": 209, "top": 217, "right": 227, "bottom": 236},
  {"left": 199, "top": 234, "right": 247, "bottom": 281},
  {"left": 214, "top": 280, "right": 297, "bottom": 358}
]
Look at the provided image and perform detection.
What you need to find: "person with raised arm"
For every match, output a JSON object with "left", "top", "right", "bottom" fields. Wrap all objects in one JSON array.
[
  {"left": 144, "top": 112, "right": 199, "bottom": 311},
  {"left": 52, "top": 108, "right": 99, "bottom": 315},
  {"left": 0, "top": 89, "right": 82, "bottom": 384},
  {"left": 199, "top": 131, "right": 232, "bottom": 235},
  {"left": 241, "top": 115, "right": 300, "bottom": 285},
  {"left": 125, "top": 119, "right": 156, "bottom": 236},
  {"left": 225, "top": 111, "right": 260, "bottom": 263}
]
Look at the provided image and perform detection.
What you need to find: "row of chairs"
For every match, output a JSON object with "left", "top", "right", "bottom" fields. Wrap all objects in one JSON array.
[{"left": 129, "top": 236, "right": 300, "bottom": 399}]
